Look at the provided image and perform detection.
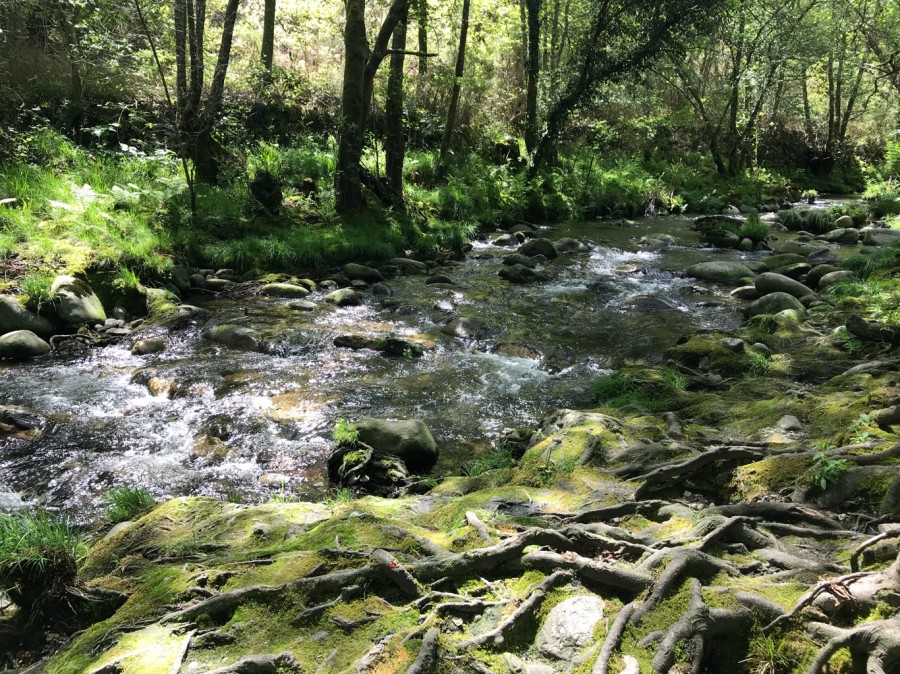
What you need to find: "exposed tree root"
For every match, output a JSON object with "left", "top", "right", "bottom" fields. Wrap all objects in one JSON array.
[
  {"left": 807, "top": 615, "right": 900, "bottom": 674},
  {"left": 592, "top": 601, "right": 637, "bottom": 674},
  {"left": 521, "top": 550, "right": 652, "bottom": 594},
  {"left": 406, "top": 628, "right": 440, "bottom": 674},
  {"left": 205, "top": 652, "right": 300, "bottom": 674},
  {"left": 631, "top": 446, "right": 765, "bottom": 499}
]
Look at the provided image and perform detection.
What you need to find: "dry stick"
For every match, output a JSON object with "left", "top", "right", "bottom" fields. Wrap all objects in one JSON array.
[
  {"left": 763, "top": 571, "right": 874, "bottom": 633},
  {"left": 457, "top": 570, "right": 572, "bottom": 650},
  {"left": 697, "top": 515, "right": 756, "bottom": 550},
  {"left": 851, "top": 530, "right": 900, "bottom": 572},
  {"left": 592, "top": 601, "right": 638, "bottom": 674}
]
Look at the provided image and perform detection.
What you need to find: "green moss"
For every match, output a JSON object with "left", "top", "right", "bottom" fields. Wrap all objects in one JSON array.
[{"left": 733, "top": 455, "right": 812, "bottom": 501}]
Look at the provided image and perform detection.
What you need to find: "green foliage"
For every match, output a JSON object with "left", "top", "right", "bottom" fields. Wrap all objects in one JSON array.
[
  {"left": 593, "top": 369, "right": 685, "bottom": 411},
  {"left": 739, "top": 212, "right": 771, "bottom": 243},
  {"left": 842, "top": 242, "right": 900, "bottom": 279},
  {"left": 0, "top": 511, "right": 85, "bottom": 612},
  {"left": 18, "top": 270, "right": 55, "bottom": 312},
  {"left": 324, "top": 487, "right": 356, "bottom": 506},
  {"left": 832, "top": 327, "right": 863, "bottom": 354},
  {"left": 809, "top": 451, "right": 848, "bottom": 491},
  {"left": 776, "top": 209, "right": 834, "bottom": 233},
  {"left": 102, "top": 487, "right": 156, "bottom": 523},
  {"left": 826, "top": 204, "right": 867, "bottom": 226},
  {"left": 864, "top": 181, "right": 900, "bottom": 219},
  {"left": 463, "top": 449, "right": 517, "bottom": 477},
  {"left": 332, "top": 419, "right": 359, "bottom": 445},
  {"left": 747, "top": 351, "right": 771, "bottom": 377}
]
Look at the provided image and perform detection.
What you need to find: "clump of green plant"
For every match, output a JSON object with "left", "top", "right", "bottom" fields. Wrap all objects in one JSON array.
[
  {"left": 332, "top": 418, "right": 359, "bottom": 445},
  {"left": 826, "top": 204, "right": 867, "bottom": 226},
  {"left": 324, "top": 487, "right": 355, "bottom": 506},
  {"left": 864, "top": 180, "right": 900, "bottom": 219},
  {"left": 802, "top": 211, "right": 836, "bottom": 233},
  {"left": 739, "top": 212, "right": 771, "bottom": 243},
  {"left": 832, "top": 326, "right": 863, "bottom": 354},
  {"left": 593, "top": 369, "right": 685, "bottom": 411},
  {"left": 809, "top": 451, "right": 848, "bottom": 491},
  {"left": 0, "top": 511, "right": 86, "bottom": 617},
  {"left": 18, "top": 270, "right": 55, "bottom": 313},
  {"left": 776, "top": 209, "right": 803, "bottom": 230},
  {"left": 463, "top": 448, "right": 517, "bottom": 477},
  {"left": 747, "top": 350, "right": 771, "bottom": 377},
  {"left": 842, "top": 241, "right": 900, "bottom": 279},
  {"left": 802, "top": 189, "right": 818, "bottom": 204},
  {"left": 848, "top": 413, "right": 874, "bottom": 444},
  {"left": 102, "top": 486, "right": 156, "bottom": 523}
]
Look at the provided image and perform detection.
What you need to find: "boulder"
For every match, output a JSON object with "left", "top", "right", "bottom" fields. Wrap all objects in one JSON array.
[
  {"left": 352, "top": 419, "right": 438, "bottom": 471},
  {"left": 692, "top": 216, "right": 743, "bottom": 232},
  {"left": 325, "top": 288, "right": 361, "bottom": 307},
  {"left": 774, "top": 240, "right": 826, "bottom": 256},
  {"left": 702, "top": 229, "right": 740, "bottom": 248},
  {"left": 131, "top": 337, "right": 167, "bottom": 355},
  {"left": 169, "top": 265, "right": 192, "bottom": 293},
  {"left": 806, "top": 248, "right": 840, "bottom": 266},
  {"left": 260, "top": 283, "right": 310, "bottom": 298},
  {"left": 754, "top": 272, "right": 815, "bottom": 299},
  {"left": 685, "top": 261, "right": 754, "bottom": 282},
  {"left": 51, "top": 275, "right": 106, "bottom": 324},
  {"left": 862, "top": 228, "right": 900, "bottom": 247},
  {"left": 730, "top": 286, "right": 758, "bottom": 300},
  {"left": 0, "top": 295, "right": 55, "bottom": 337},
  {"left": 517, "top": 238, "right": 558, "bottom": 260},
  {"left": 764, "top": 253, "right": 807, "bottom": 269},
  {"left": 745, "top": 292, "right": 807, "bottom": 318},
  {"left": 343, "top": 263, "right": 384, "bottom": 283},
  {"left": 821, "top": 227, "right": 860, "bottom": 245},
  {"left": 493, "top": 233, "right": 521, "bottom": 247},
  {"left": 0, "top": 330, "right": 51, "bottom": 359},
  {"left": 205, "top": 325, "right": 260, "bottom": 351},
  {"left": 834, "top": 215, "right": 856, "bottom": 229},
  {"left": 739, "top": 204, "right": 756, "bottom": 214},
  {"left": 334, "top": 335, "right": 372, "bottom": 350},
  {"left": 288, "top": 300, "right": 317, "bottom": 311},
  {"left": 806, "top": 264, "right": 841, "bottom": 289},
  {"left": 503, "top": 254, "right": 538, "bottom": 269},
  {"left": 739, "top": 237, "right": 754, "bottom": 251},
  {"left": 818, "top": 270, "right": 859, "bottom": 289},
  {"left": 372, "top": 283, "right": 393, "bottom": 296},
  {"left": 721, "top": 205, "right": 741, "bottom": 215},
  {"left": 499, "top": 264, "right": 547, "bottom": 284},
  {"left": 390, "top": 258, "right": 429, "bottom": 273},
  {"left": 442, "top": 317, "right": 489, "bottom": 339},
  {"left": 203, "top": 278, "right": 235, "bottom": 292},
  {"left": 554, "top": 238, "right": 589, "bottom": 253},
  {"left": 426, "top": 275, "right": 455, "bottom": 286},
  {"left": 535, "top": 595, "right": 605, "bottom": 661},
  {"left": 772, "top": 262, "right": 812, "bottom": 280}
]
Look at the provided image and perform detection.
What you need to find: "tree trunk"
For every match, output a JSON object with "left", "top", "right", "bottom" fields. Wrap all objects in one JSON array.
[
  {"left": 261, "top": 0, "right": 276, "bottom": 71},
  {"left": 336, "top": 0, "right": 369, "bottom": 215},
  {"left": 385, "top": 11, "right": 408, "bottom": 196},
  {"left": 415, "top": 0, "right": 428, "bottom": 81},
  {"left": 440, "top": 0, "right": 471, "bottom": 163},
  {"left": 524, "top": 0, "right": 541, "bottom": 154},
  {"left": 174, "top": 0, "right": 188, "bottom": 110}
]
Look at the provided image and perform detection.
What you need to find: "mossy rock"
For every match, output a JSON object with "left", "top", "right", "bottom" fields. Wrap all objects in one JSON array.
[{"left": 667, "top": 332, "right": 754, "bottom": 376}]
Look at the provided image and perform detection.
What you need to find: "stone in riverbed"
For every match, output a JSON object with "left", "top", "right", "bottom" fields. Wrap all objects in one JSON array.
[
  {"left": 702, "top": 229, "right": 740, "bottom": 248},
  {"left": 862, "top": 228, "right": 900, "bottom": 246},
  {"left": 730, "top": 286, "right": 758, "bottom": 300},
  {"left": 535, "top": 595, "right": 604, "bottom": 661},
  {"left": 503, "top": 253, "right": 538, "bottom": 269},
  {"left": 772, "top": 262, "right": 811, "bottom": 280},
  {"left": 442, "top": 317, "right": 490, "bottom": 339},
  {"left": 390, "top": 258, "right": 428, "bottom": 273},
  {"left": 288, "top": 300, "right": 317, "bottom": 311},
  {"left": 554, "top": 237, "right": 589, "bottom": 253},
  {"left": 499, "top": 264, "right": 548, "bottom": 284},
  {"left": 343, "top": 263, "right": 384, "bottom": 283},
  {"left": 352, "top": 419, "right": 438, "bottom": 471},
  {"left": 325, "top": 288, "right": 361, "bottom": 307},
  {"left": 820, "top": 227, "right": 860, "bottom": 245},
  {"left": 0, "top": 330, "right": 51, "bottom": 359},
  {"left": 131, "top": 337, "right": 167, "bottom": 355},
  {"left": 203, "top": 278, "right": 235, "bottom": 292},
  {"left": 517, "top": 237, "right": 558, "bottom": 260},
  {"left": 205, "top": 324, "right": 260, "bottom": 351},
  {"left": 806, "top": 248, "right": 840, "bottom": 266},
  {"left": 764, "top": 253, "right": 807, "bottom": 269},
  {"left": 744, "top": 292, "right": 807, "bottom": 318},
  {"left": 818, "top": 270, "right": 858, "bottom": 289},
  {"left": 260, "top": 283, "right": 310, "bottom": 298},
  {"left": 0, "top": 295, "right": 55, "bottom": 337},
  {"left": 426, "top": 275, "right": 455, "bottom": 286},
  {"left": 754, "top": 272, "right": 815, "bottom": 299},
  {"left": 51, "top": 275, "right": 106, "bottom": 324},
  {"left": 685, "top": 261, "right": 754, "bottom": 282}
]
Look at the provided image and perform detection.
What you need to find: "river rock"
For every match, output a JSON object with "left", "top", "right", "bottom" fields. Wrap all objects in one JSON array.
[
  {"left": 433, "top": 300, "right": 454, "bottom": 313},
  {"left": 862, "top": 228, "right": 900, "bottom": 246},
  {"left": 722, "top": 205, "right": 741, "bottom": 215},
  {"left": 499, "top": 264, "right": 547, "bottom": 284},
  {"left": 755, "top": 272, "right": 815, "bottom": 299},
  {"left": 0, "top": 330, "right": 51, "bottom": 359},
  {"left": 692, "top": 216, "right": 743, "bottom": 232},
  {"left": 51, "top": 275, "right": 106, "bottom": 324},
  {"left": 334, "top": 335, "right": 372, "bottom": 350},
  {"left": 554, "top": 238, "right": 589, "bottom": 253},
  {"left": 535, "top": 595, "right": 604, "bottom": 660},
  {"left": 517, "top": 238, "right": 558, "bottom": 260},
  {"left": 131, "top": 337, "right": 167, "bottom": 355},
  {"left": 203, "top": 278, "right": 235, "bottom": 292},
  {"left": 288, "top": 300, "right": 317, "bottom": 311},
  {"left": 739, "top": 237, "right": 754, "bottom": 251},
  {"left": 765, "top": 253, "right": 807, "bottom": 269},
  {"left": 774, "top": 240, "right": 826, "bottom": 256},
  {"left": 821, "top": 227, "right": 860, "bottom": 244},
  {"left": 834, "top": 215, "right": 856, "bottom": 229},
  {"left": 325, "top": 288, "right": 361, "bottom": 307},
  {"left": 702, "top": 229, "right": 740, "bottom": 248},
  {"left": 818, "top": 270, "right": 858, "bottom": 289},
  {"left": 745, "top": 292, "right": 807, "bottom": 318},
  {"left": 508, "top": 223, "right": 535, "bottom": 235},
  {"left": 493, "top": 343, "right": 541, "bottom": 360},
  {"left": 205, "top": 324, "right": 260, "bottom": 351},
  {"left": 778, "top": 415, "right": 804, "bottom": 431},
  {"left": 343, "top": 263, "right": 384, "bottom": 283},
  {"left": 390, "top": 258, "right": 428, "bottom": 273},
  {"left": 260, "top": 283, "right": 310, "bottom": 298},
  {"left": 806, "top": 248, "right": 840, "bottom": 266},
  {"left": 442, "top": 317, "right": 489, "bottom": 339},
  {"left": 503, "top": 253, "right": 538, "bottom": 269},
  {"left": 872, "top": 405, "right": 900, "bottom": 428},
  {"left": 426, "top": 275, "right": 455, "bottom": 286},
  {"left": 0, "top": 295, "right": 55, "bottom": 337},
  {"left": 376, "top": 336, "right": 424, "bottom": 358},
  {"left": 806, "top": 264, "right": 841, "bottom": 288},
  {"left": 685, "top": 261, "right": 754, "bottom": 281},
  {"left": 352, "top": 419, "right": 438, "bottom": 471},
  {"left": 493, "top": 233, "right": 521, "bottom": 247}
]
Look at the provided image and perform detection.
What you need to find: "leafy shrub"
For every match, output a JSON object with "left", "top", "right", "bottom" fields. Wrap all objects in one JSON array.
[
  {"left": 0, "top": 511, "right": 85, "bottom": 617},
  {"left": 809, "top": 451, "right": 847, "bottom": 491},
  {"left": 103, "top": 486, "right": 155, "bottom": 523},
  {"left": 803, "top": 211, "right": 836, "bottom": 233},
  {"left": 332, "top": 418, "right": 359, "bottom": 445},
  {"left": 864, "top": 181, "right": 900, "bottom": 219},
  {"left": 826, "top": 205, "right": 866, "bottom": 226}
]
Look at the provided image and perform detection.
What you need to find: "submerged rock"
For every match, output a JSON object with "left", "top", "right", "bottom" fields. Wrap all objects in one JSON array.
[
  {"left": 503, "top": 253, "right": 538, "bottom": 269},
  {"left": 554, "top": 237, "right": 589, "bottom": 253},
  {"left": 442, "top": 317, "right": 490, "bottom": 339},
  {"left": 131, "top": 337, "right": 167, "bottom": 356},
  {"left": 205, "top": 324, "right": 260, "bottom": 351},
  {"left": 499, "top": 264, "right": 547, "bottom": 284}
]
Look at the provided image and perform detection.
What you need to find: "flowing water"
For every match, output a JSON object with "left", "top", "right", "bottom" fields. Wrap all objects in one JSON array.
[{"left": 0, "top": 216, "right": 763, "bottom": 518}]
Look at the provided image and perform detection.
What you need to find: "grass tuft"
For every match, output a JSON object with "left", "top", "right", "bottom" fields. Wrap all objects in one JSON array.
[{"left": 102, "top": 486, "right": 156, "bottom": 523}]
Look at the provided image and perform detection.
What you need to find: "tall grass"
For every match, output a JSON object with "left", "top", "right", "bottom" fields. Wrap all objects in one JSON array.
[{"left": 102, "top": 486, "right": 156, "bottom": 523}]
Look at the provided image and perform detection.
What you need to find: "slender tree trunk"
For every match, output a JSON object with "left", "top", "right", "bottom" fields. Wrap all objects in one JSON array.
[
  {"left": 64, "top": 3, "right": 83, "bottom": 126},
  {"left": 336, "top": 0, "right": 369, "bottom": 215},
  {"left": 801, "top": 67, "right": 814, "bottom": 143},
  {"left": 440, "top": 0, "right": 471, "bottom": 163},
  {"left": 524, "top": 0, "right": 541, "bottom": 154},
  {"left": 385, "top": 10, "right": 408, "bottom": 196},
  {"left": 174, "top": 0, "right": 188, "bottom": 110},
  {"left": 261, "top": 0, "right": 276, "bottom": 71},
  {"left": 415, "top": 0, "right": 428, "bottom": 81}
]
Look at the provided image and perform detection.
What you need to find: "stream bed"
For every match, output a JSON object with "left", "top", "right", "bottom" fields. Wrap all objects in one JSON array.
[{"left": 1, "top": 215, "right": 764, "bottom": 518}]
